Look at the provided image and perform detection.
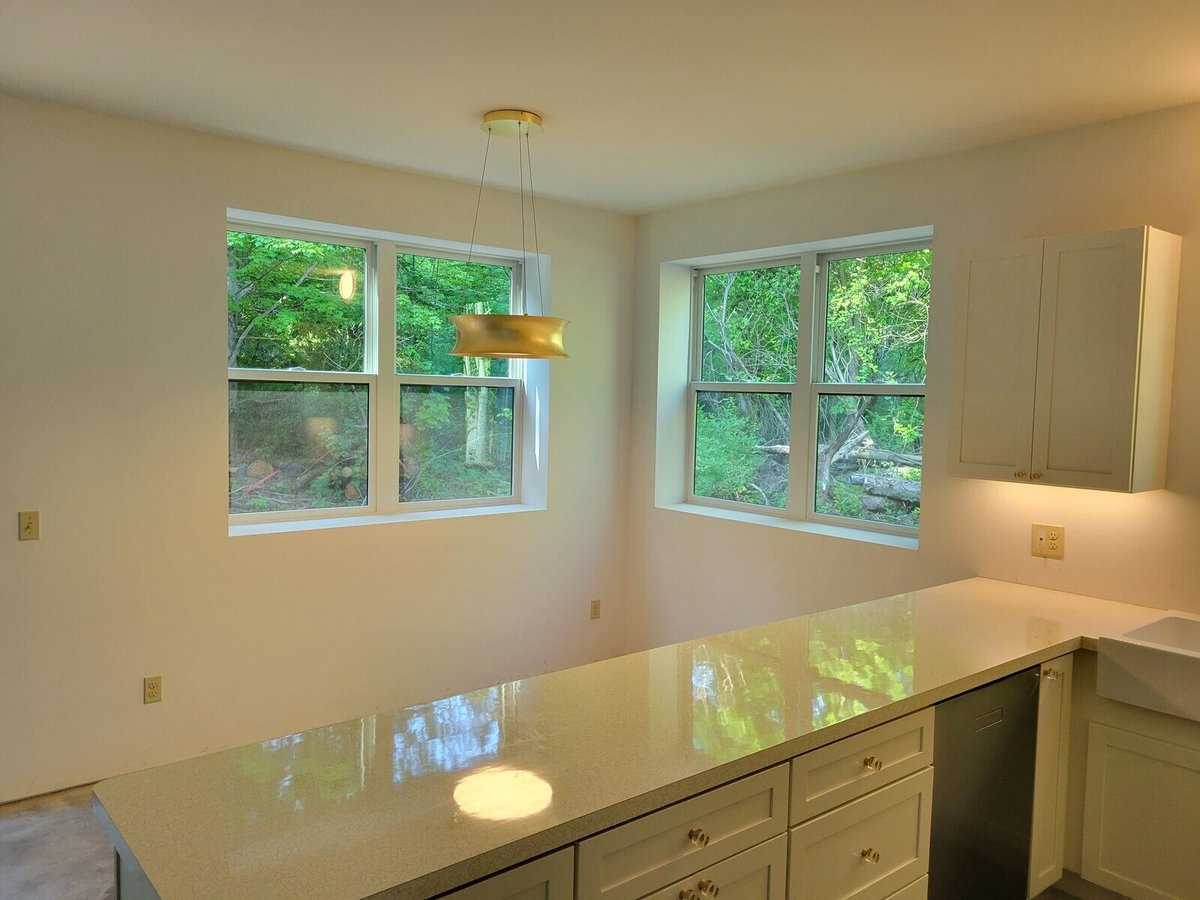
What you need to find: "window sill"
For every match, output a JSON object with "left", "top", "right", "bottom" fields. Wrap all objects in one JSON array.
[
  {"left": 229, "top": 502, "right": 542, "bottom": 537},
  {"left": 658, "top": 502, "right": 919, "bottom": 550}
]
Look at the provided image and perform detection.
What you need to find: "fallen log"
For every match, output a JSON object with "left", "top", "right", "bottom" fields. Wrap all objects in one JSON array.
[{"left": 846, "top": 473, "right": 921, "bottom": 504}]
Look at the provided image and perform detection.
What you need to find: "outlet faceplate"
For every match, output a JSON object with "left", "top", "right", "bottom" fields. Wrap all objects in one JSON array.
[
  {"left": 1031, "top": 523, "right": 1065, "bottom": 560},
  {"left": 144, "top": 675, "right": 162, "bottom": 704},
  {"left": 589, "top": 599, "right": 601, "bottom": 620},
  {"left": 17, "top": 511, "right": 39, "bottom": 541}
]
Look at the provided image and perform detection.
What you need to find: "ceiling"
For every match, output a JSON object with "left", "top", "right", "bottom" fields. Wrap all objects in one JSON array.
[{"left": 3, "top": 0, "right": 1199, "bottom": 213}]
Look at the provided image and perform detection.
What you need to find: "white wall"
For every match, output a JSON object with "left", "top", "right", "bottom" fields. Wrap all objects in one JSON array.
[
  {"left": 0, "top": 94, "right": 634, "bottom": 803},
  {"left": 626, "top": 103, "right": 1200, "bottom": 650}
]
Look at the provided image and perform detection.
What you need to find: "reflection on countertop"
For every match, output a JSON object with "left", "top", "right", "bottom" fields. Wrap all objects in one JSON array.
[{"left": 93, "top": 577, "right": 1165, "bottom": 900}]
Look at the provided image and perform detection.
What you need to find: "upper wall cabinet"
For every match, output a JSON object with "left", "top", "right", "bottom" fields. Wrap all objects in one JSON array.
[{"left": 949, "top": 226, "right": 1181, "bottom": 492}]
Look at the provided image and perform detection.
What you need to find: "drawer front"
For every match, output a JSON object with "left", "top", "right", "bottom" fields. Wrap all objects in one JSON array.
[
  {"left": 577, "top": 764, "right": 788, "bottom": 900},
  {"left": 885, "top": 875, "right": 927, "bottom": 900},
  {"left": 641, "top": 833, "right": 788, "bottom": 900},
  {"left": 439, "top": 847, "right": 573, "bottom": 900},
  {"left": 789, "top": 767, "right": 933, "bottom": 900},
  {"left": 791, "top": 709, "right": 934, "bottom": 823}
]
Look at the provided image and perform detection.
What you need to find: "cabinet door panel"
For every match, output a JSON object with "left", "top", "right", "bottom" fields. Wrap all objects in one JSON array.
[
  {"left": 1032, "top": 228, "right": 1145, "bottom": 489},
  {"left": 949, "top": 239, "right": 1043, "bottom": 480},
  {"left": 1082, "top": 723, "right": 1200, "bottom": 899},
  {"left": 1028, "top": 655, "right": 1073, "bottom": 898}
]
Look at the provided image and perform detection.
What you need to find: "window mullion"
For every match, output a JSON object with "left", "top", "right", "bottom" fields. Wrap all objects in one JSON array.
[
  {"left": 789, "top": 251, "right": 819, "bottom": 521},
  {"left": 373, "top": 243, "right": 399, "bottom": 515}
]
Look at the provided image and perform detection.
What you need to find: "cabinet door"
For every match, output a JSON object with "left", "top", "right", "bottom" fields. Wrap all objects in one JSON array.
[
  {"left": 1027, "top": 654, "right": 1073, "bottom": 898},
  {"left": 948, "top": 239, "right": 1043, "bottom": 481},
  {"left": 1082, "top": 723, "right": 1200, "bottom": 899},
  {"left": 440, "top": 848, "right": 573, "bottom": 900},
  {"left": 1031, "top": 228, "right": 1146, "bottom": 490}
]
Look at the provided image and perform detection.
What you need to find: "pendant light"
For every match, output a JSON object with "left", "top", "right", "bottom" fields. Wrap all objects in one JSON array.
[{"left": 450, "top": 109, "right": 569, "bottom": 359}]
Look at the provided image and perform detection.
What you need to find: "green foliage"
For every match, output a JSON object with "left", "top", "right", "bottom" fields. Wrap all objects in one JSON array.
[
  {"left": 694, "top": 398, "right": 783, "bottom": 507},
  {"left": 691, "top": 642, "right": 786, "bottom": 764},
  {"left": 227, "top": 231, "right": 366, "bottom": 372},
  {"left": 396, "top": 254, "right": 512, "bottom": 377},
  {"left": 824, "top": 250, "right": 930, "bottom": 384},
  {"left": 701, "top": 265, "right": 800, "bottom": 383}
]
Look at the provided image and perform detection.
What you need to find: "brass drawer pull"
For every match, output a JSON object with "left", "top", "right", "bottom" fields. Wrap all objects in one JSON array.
[
  {"left": 688, "top": 827, "right": 710, "bottom": 848},
  {"left": 698, "top": 878, "right": 720, "bottom": 897},
  {"left": 1015, "top": 470, "right": 1027, "bottom": 479},
  {"left": 863, "top": 755, "right": 883, "bottom": 771},
  {"left": 679, "top": 891, "right": 698, "bottom": 900},
  {"left": 1031, "top": 472, "right": 1043, "bottom": 480},
  {"left": 861, "top": 847, "right": 880, "bottom": 864}
]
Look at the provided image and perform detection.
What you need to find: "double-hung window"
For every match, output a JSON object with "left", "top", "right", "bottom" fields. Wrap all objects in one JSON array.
[
  {"left": 688, "top": 240, "right": 930, "bottom": 534},
  {"left": 227, "top": 219, "right": 526, "bottom": 524}
]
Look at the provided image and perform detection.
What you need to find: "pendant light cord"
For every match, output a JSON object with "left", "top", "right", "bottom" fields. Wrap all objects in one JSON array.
[
  {"left": 466, "top": 130, "right": 493, "bottom": 266},
  {"left": 526, "top": 131, "right": 545, "bottom": 317},
  {"left": 518, "top": 124, "right": 529, "bottom": 315}
]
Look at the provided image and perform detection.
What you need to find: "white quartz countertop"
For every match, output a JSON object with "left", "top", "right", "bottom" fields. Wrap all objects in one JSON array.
[{"left": 92, "top": 577, "right": 1164, "bottom": 899}]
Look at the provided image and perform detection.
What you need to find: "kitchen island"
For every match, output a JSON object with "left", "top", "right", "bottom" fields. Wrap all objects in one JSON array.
[{"left": 92, "top": 578, "right": 1163, "bottom": 899}]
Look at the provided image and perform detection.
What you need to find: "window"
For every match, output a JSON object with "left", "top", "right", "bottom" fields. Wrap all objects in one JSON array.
[
  {"left": 689, "top": 241, "right": 930, "bottom": 534},
  {"left": 227, "top": 219, "right": 531, "bottom": 524}
]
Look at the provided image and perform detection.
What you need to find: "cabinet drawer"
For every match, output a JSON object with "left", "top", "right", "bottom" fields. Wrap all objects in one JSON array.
[
  {"left": 577, "top": 764, "right": 788, "bottom": 900},
  {"left": 789, "top": 767, "right": 933, "bottom": 900},
  {"left": 439, "top": 847, "right": 573, "bottom": 900},
  {"left": 791, "top": 709, "right": 934, "bottom": 823},
  {"left": 885, "top": 875, "right": 927, "bottom": 900},
  {"left": 641, "top": 833, "right": 788, "bottom": 900}
]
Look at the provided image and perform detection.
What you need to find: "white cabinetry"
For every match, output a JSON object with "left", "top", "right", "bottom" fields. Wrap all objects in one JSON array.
[
  {"left": 1081, "top": 723, "right": 1200, "bottom": 899},
  {"left": 1028, "top": 655, "right": 1074, "bottom": 898},
  {"left": 440, "top": 848, "right": 574, "bottom": 900},
  {"left": 576, "top": 764, "right": 788, "bottom": 900},
  {"left": 949, "top": 226, "right": 1180, "bottom": 491}
]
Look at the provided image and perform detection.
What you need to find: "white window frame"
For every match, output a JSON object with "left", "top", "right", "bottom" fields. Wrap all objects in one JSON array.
[
  {"left": 227, "top": 213, "right": 539, "bottom": 529},
  {"left": 685, "top": 238, "right": 929, "bottom": 538}
]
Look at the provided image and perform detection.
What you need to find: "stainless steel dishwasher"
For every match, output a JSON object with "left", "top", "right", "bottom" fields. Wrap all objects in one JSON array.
[{"left": 929, "top": 667, "right": 1040, "bottom": 899}]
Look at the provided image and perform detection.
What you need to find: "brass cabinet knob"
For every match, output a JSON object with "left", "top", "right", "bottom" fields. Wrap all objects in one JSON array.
[
  {"left": 1031, "top": 472, "right": 1043, "bottom": 480},
  {"left": 863, "top": 755, "right": 883, "bottom": 771},
  {"left": 679, "top": 891, "right": 698, "bottom": 900},
  {"left": 1015, "top": 470, "right": 1027, "bottom": 479},
  {"left": 688, "top": 827, "right": 710, "bottom": 848},
  {"left": 698, "top": 879, "right": 720, "bottom": 897},
  {"left": 861, "top": 847, "right": 880, "bottom": 864},
  {"left": 1043, "top": 668, "right": 1059, "bottom": 681}
]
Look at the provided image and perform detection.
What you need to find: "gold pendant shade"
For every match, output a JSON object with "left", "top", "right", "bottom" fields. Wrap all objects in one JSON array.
[
  {"left": 450, "top": 109, "right": 568, "bottom": 360},
  {"left": 449, "top": 314, "right": 569, "bottom": 359}
]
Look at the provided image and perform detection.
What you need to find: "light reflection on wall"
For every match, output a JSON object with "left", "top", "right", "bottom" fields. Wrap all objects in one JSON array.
[
  {"left": 808, "top": 597, "right": 915, "bottom": 729},
  {"left": 453, "top": 766, "right": 552, "bottom": 821},
  {"left": 691, "top": 635, "right": 786, "bottom": 764}
]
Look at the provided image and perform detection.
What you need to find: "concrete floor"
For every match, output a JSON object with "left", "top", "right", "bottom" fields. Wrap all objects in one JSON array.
[
  {"left": 0, "top": 785, "right": 116, "bottom": 900},
  {"left": 0, "top": 784, "right": 1103, "bottom": 900}
]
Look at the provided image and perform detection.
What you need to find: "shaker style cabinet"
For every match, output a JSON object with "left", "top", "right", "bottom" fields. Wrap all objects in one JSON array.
[{"left": 949, "top": 226, "right": 1181, "bottom": 491}]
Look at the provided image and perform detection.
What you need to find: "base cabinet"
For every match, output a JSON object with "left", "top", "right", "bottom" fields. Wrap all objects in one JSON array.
[
  {"left": 1081, "top": 723, "right": 1200, "bottom": 899},
  {"left": 642, "top": 833, "right": 788, "bottom": 900}
]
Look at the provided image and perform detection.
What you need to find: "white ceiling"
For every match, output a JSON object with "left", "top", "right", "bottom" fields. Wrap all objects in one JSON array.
[{"left": 3, "top": 0, "right": 1199, "bottom": 213}]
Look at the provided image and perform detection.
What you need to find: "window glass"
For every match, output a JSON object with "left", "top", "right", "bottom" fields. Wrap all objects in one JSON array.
[
  {"left": 813, "top": 394, "right": 923, "bottom": 527},
  {"left": 823, "top": 249, "right": 930, "bottom": 385},
  {"left": 693, "top": 391, "right": 790, "bottom": 508},
  {"left": 700, "top": 265, "right": 800, "bottom": 383},
  {"left": 399, "top": 385, "right": 515, "bottom": 502},
  {"left": 228, "top": 381, "right": 369, "bottom": 514},
  {"left": 396, "top": 253, "right": 512, "bottom": 378},
  {"left": 227, "top": 231, "right": 366, "bottom": 372}
]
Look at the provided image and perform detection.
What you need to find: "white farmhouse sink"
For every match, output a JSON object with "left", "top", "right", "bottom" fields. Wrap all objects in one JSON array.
[{"left": 1098, "top": 616, "right": 1200, "bottom": 723}]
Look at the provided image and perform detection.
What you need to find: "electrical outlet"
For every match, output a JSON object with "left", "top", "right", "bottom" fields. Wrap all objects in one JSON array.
[
  {"left": 1031, "top": 523, "right": 1065, "bottom": 560},
  {"left": 589, "top": 599, "right": 601, "bottom": 620},
  {"left": 17, "top": 511, "right": 39, "bottom": 541},
  {"left": 143, "top": 675, "right": 162, "bottom": 704}
]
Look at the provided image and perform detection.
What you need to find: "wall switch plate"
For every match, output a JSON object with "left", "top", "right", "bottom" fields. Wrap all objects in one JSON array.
[
  {"left": 17, "top": 511, "right": 39, "bottom": 541},
  {"left": 1031, "top": 523, "right": 1065, "bottom": 560},
  {"left": 144, "top": 675, "right": 162, "bottom": 704},
  {"left": 589, "top": 599, "right": 601, "bottom": 620}
]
